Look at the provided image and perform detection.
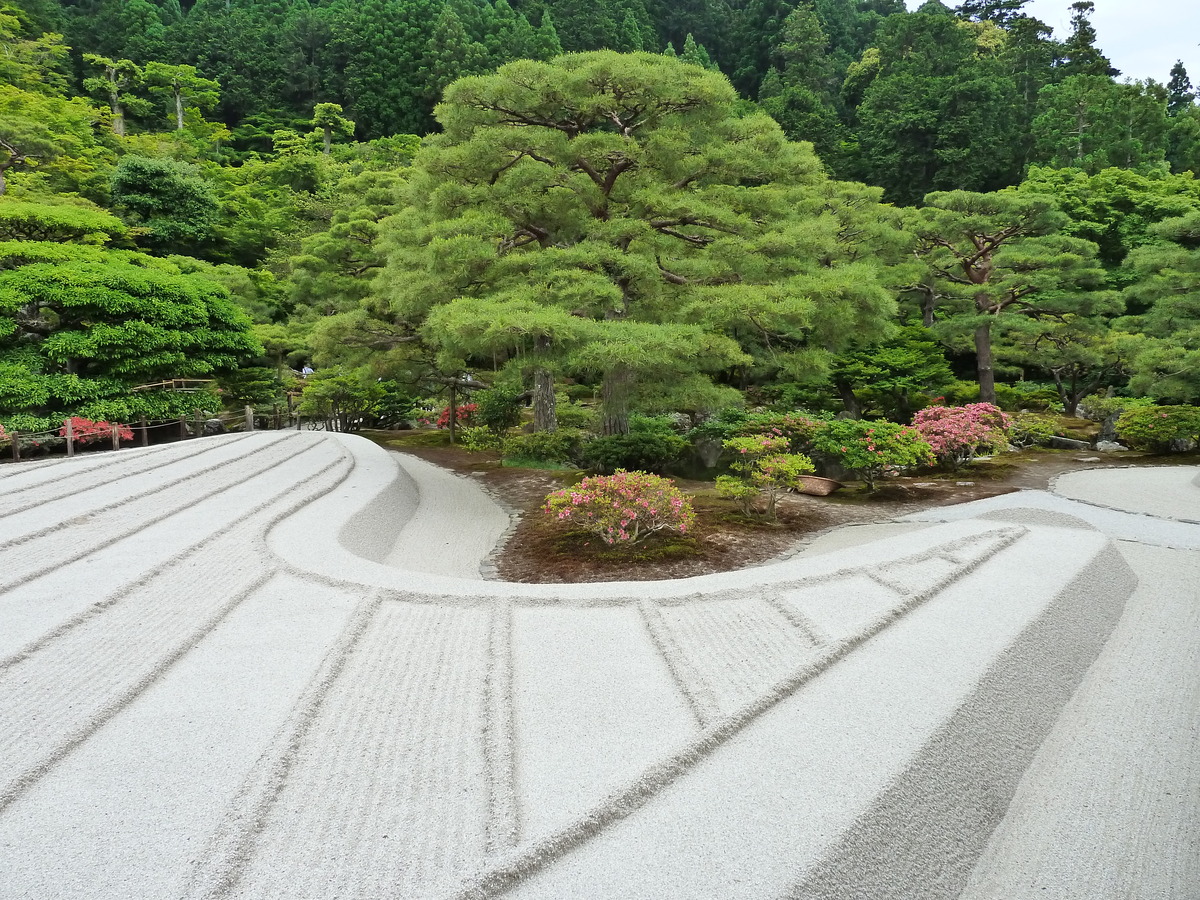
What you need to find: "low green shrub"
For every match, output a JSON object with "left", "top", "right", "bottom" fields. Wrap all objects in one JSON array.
[
  {"left": 457, "top": 425, "right": 502, "bottom": 452},
  {"left": 581, "top": 429, "right": 688, "bottom": 474},
  {"left": 554, "top": 393, "right": 593, "bottom": 429},
  {"left": 1078, "top": 395, "right": 1154, "bottom": 423},
  {"left": 1007, "top": 412, "right": 1058, "bottom": 448},
  {"left": 809, "top": 418, "right": 933, "bottom": 490},
  {"left": 941, "top": 380, "right": 1033, "bottom": 412},
  {"left": 474, "top": 385, "right": 525, "bottom": 436},
  {"left": 1115, "top": 406, "right": 1200, "bottom": 452},
  {"left": 1007, "top": 381, "right": 1062, "bottom": 411},
  {"left": 504, "top": 428, "right": 582, "bottom": 464},
  {"left": 688, "top": 408, "right": 820, "bottom": 454}
]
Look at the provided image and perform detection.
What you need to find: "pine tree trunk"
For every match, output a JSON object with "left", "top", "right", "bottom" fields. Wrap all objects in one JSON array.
[
  {"left": 174, "top": 88, "right": 184, "bottom": 131},
  {"left": 975, "top": 322, "right": 996, "bottom": 405},
  {"left": 532, "top": 368, "right": 557, "bottom": 432},
  {"left": 600, "top": 365, "right": 633, "bottom": 436},
  {"left": 447, "top": 382, "right": 458, "bottom": 444},
  {"left": 921, "top": 276, "right": 938, "bottom": 327},
  {"left": 111, "top": 99, "right": 125, "bottom": 137},
  {"left": 835, "top": 378, "right": 862, "bottom": 419}
]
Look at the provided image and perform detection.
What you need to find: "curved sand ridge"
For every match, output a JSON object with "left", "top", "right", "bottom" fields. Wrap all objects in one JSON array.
[{"left": 0, "top": 433, "right": 1192, "bottom": 899}]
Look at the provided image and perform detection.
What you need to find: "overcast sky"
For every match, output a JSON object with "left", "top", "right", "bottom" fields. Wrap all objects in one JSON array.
[{"left": 906, "top": 0, "right": 1200, "bottom": 86}]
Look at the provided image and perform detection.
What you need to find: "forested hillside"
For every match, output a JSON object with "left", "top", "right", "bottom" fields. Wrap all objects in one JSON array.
[{"left": 3, "top": 0, "right": 1200, "bottom": 451}]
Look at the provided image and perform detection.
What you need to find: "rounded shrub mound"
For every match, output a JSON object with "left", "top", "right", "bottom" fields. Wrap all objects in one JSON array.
[
  {"left": 809, "top": 418, "right": 932, "bottom": 490},
  {"left": 912, "top": 403, "right": 1010, "bottom": 469},
  {"left": 580, "top": 418, "right": 688, "bottom": 474},
  {"left": 1116, "top": 406, "right": 1200, "bottom": 452},
  {"left": 504, "top": 429, "right": 582, "bottom": 464},
  {"left": 543, "top": 470, "right": 695, "bottom": 545}
]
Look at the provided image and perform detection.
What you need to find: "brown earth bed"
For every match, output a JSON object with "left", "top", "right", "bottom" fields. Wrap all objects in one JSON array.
[{"left": 360, "top": 430, "right": 1198, "bottom": 584}]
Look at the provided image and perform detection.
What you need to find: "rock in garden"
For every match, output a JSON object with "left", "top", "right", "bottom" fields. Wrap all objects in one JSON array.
[{"left": 1049, "top": 436, "right": 1092, "bottom": 450}]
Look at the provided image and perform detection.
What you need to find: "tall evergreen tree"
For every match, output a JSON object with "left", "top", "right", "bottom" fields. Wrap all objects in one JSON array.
[
  {"left": 1057, "top": 1, "right": 1118, "bottom": 79},
  {"left": 419, "top": 5, "right": 489, "bottom": 103},
  {"left": 1032, "top": 75, "right": 1169, "bottom": 173},
  {"left": 852, "top": 5, "right": 1023, "bottom": 203},
  {"left": 378, "top": 53, "right": 899, "bottom": 433},
  {"left": 914, "top": 190, "right": 1108, "bottom": 404},
  {"left": 327, "top": 0, "right": 441, "bottom": 138},
  {"left": 954, "top": 0, "right": 1029, "bottom": 27},
  {"left": 1167, "top": 61, "right": 1196, "bottom": 117}
]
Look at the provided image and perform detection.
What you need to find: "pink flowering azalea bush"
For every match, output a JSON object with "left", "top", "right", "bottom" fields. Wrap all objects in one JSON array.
[
  {"left": 543, "top": 470, "right": 695, "bottom": 545},
  {"left": 58, "top": 417, "right": 134, "bottom": 446},
  {"left": 716, "top": 434, "right": 815, "bottom": 519},
  {"left": 912, "top": 403, "right": 1010, "bottom": 470},
  {"left": 809, "top": 419, "right": 933, "bottom": 490}
]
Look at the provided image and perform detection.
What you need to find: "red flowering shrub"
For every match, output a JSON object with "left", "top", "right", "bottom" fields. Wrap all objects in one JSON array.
[
  {"left": 543, "top": 470, "right": 695, "bottom": 545},
  {"left": 418, "top": 404, "right": 477, "bottom": 429},
  {"left": 912, "top": 403, "right": 1010, "bottom": 469},
  {"left": 58, "top": 417, "right": 134, "bottom": 446}
]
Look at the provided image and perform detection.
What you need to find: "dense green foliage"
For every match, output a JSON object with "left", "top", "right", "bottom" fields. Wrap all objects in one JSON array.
[{"left": 3, "top": 0, "right": 1199, "bottom": 471}]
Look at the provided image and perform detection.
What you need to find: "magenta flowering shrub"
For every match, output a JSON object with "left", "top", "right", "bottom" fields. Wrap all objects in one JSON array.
[
  {"left": 543, "top": 470, "right": 695, "bottom": 545},
  {"left": 912, "top": 403, "right": 1010, "bottom": 469},
  {"left": 58, "top": 417, "right": 134, "bottom": 446}
]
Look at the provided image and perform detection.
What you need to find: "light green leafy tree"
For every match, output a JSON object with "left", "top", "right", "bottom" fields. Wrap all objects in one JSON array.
[
  {"left": 0, "top": 84, "right": 115, "bottom": 199},
  {"left": 82, "top": 53, "right": 152, "bottom": 137},
  {"left": 914, "top": 189, "right": 1107, "bottom": 404},
  {"left": 378, "top": 52, "right": 898, "bottom": 435},
  {"left": 144, "top": 61, "right": 220, "bottom": 132},
  {"left": 0, "top": 198, "right": 260, "bottom": 431},
  {"left": 1118, "top": 211, "right": 1200, "bottom": 401},
  {"left": 310, "top": 102, "right": 355, "bottom": 155}
]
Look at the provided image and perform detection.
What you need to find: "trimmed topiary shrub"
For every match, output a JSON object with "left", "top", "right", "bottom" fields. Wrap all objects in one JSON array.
[
  {"left": 543, "top": 470, "right": 695, "bottom": 545},
  {"left": 809, "top": 419, "right": 933, "bottom": 490},
  {"left": 503, "top": 429, "right": 582, "bottom": 464},
  {"left": 474, "top": 385, "right": 525, "bottom": 436},
  {"left": 581, "top": 418, "right": 688, "bottom": 474},
  {"left": 457, "top": 425, "right": 502, "bottom": 452},
  {"left": 554, "top": 393, "right": 594, "bottom": 429},
  {"left": 1007, "top": 412, "right": 1058, "bottom": 449},
  {"left": 1115, "top": 406, "right": 1200, "bottom": 452}
]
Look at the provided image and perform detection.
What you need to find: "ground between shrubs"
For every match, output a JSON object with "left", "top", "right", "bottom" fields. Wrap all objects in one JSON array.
[{"left": 361, "top": 430, "right": 1197, "bottom": 584}]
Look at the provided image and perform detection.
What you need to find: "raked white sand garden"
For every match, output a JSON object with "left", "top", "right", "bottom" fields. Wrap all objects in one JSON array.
[{"left": 0, "top": 431, "right": 1195, "bottom": 899}]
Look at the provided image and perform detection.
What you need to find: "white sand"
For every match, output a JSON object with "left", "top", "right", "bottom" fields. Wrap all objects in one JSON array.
[{"left": 0, "top": 435, "right": 1193, "bottom": 900}]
